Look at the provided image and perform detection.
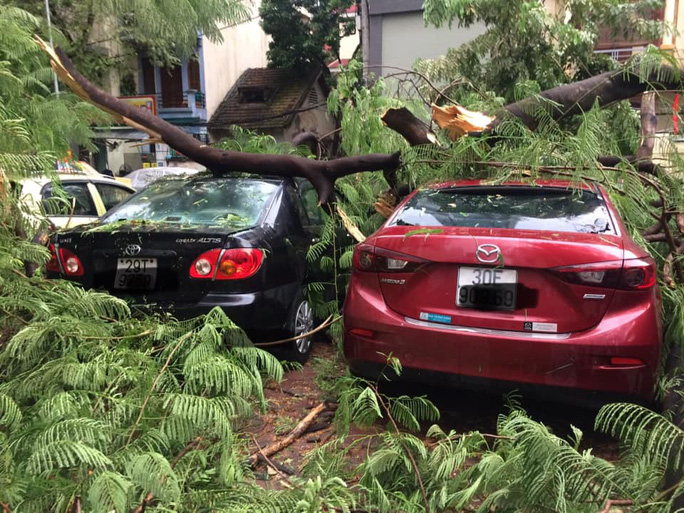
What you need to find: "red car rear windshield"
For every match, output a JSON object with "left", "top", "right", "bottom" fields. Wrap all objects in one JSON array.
[{"left": 391, "top": 186, "right": 615, "bottom": 234}]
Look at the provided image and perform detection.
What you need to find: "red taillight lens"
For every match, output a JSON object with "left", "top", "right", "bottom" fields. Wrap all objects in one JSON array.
[
  {"left": 189, "top": 248, "right": 263, "bottom": 280},
  {"left": 553, "top": 258, "right": 656, "bottom": 290},
  {"left": 60, "top": 248, "right": 84, "bottom": 276},
  {"left": 609, "top": 357, "right": 645, "bottom": 367},
  {"left": 216, "top": 248, "right": 263, "bottom": 280},
  {"left": 46, "top": 243, "right": 60, "bottom": 273},
  {"left": 352, "top": 244, "right": 427, "bottom": 272},
  {"left": 620, "top": 258, "right": 656, "bottom": 290},
  {"left": 554, "top": 260, "right": 622, "bottom": 288},
  {"left": 352, "top": 244, "right": 376, "bottom": 271},
  {"left": 190, "top": 249, "right": 221, "bottom": 278}
]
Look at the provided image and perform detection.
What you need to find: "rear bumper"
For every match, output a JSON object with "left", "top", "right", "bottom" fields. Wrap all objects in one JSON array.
[
  {"left": 343, "top": 277, "right": 661, "bottom": 401},
  {"left": 127, "top": 283, "right": 299, "bottom": 334}
]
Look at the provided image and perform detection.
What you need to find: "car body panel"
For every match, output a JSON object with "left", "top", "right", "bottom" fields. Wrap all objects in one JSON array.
[
  {"left": 49, "top": 177, "right": 325, "bottom": 337},
  {"left": 343, "top": 180, "right": 662, "bottom": 400}
]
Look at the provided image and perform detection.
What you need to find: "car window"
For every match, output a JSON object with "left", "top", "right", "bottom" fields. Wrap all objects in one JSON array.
[
  {"left": 286, "top": 186, "right": 310, "bottom": 231},
  {"left": 102, "top": 177, "right": 279, "bottom": 229},
  {"left": 94, "top": 182, "right": 134, "bottom": 211},
  {"left": 41, "top": 182, "right": 98, "bottom": 216},
  {"left": 298, "top": 181, "right": 324, "bottom": 226},
  {"left": 392, "top": 186, "right": 615, "bottom": 235}
]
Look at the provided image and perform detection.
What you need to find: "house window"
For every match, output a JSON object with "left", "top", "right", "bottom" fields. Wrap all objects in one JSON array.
[
  {"left": 141, "top": 58, "right": 156, "bottom": 94},
  {"left": 308, "top": 88, "right": 319, "bottom": 106},
  {"left": 160, "top": 65, "right": 184, "bottom": 108},
  {"left": 239, "top": 86, "right": 273, "bottom": 103},
  {"left": 188, "top": 58, "right": 201, "bottom": 91}
]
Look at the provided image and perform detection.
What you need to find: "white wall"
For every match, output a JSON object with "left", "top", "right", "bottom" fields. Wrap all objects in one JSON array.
[
  {"left": 380, "top": 11, "right": 486, "bottom": 73},
  {"left": 202, "top": 0, "right": 269, "bottom": 119},
  {"left": 339, "top": 16, "right": 361, "bottom": 60}
]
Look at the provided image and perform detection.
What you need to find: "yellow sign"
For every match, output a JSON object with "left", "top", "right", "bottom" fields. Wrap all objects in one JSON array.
[{"left": 119, "top": 95, "right": 157, "bottom": 116}]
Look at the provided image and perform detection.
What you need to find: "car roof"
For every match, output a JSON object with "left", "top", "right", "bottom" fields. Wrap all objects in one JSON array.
[
  {"left": 424, "top": 179, "right": 596, "bottom": 191},
  {"left": 179, "top": 174, "right": 286, "bottom": 185}
]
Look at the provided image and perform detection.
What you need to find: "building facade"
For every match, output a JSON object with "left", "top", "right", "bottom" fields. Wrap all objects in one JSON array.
[
  {"left": 363, "top": 0, "right": 486, "bottom": 77},
  {"left": 93, "top": 2, "right": 268, "bottom": 175}
]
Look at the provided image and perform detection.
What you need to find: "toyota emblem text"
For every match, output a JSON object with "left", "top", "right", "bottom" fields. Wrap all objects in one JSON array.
[
  {"left": 475, "top": 244, "right": 501, "bottom": 264},
  {"left": 124, "top": 244, "right": 142, "bottom": 256}
]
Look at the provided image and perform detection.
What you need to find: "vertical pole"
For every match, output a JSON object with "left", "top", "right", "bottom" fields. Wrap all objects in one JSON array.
[
  {"left": 44, "top": 0, "right": 60, "bottom": 96},
  {"left": 361, "top": 0, "right": 370, "bottom": 81}
]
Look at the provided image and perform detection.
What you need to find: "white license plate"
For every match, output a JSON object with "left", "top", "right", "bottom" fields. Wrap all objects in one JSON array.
[
  {"left": 114, "top": 258, "right": 157, "bottom": 290},
  {"left": 457, "top": 267, "right": 517, "bottom": 311}
]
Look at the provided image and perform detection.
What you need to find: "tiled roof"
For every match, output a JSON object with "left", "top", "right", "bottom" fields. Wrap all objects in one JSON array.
[
  {"left": 208, "top": 67, "right": 325, "bottom": 131},
  {"left": 328, "top": 58, "right": 350, "bottom": 69}
]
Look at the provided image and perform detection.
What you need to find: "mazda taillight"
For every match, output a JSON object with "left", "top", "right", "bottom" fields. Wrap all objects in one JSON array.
[
  {"left": 46, "top": 244, "right": 60, "bottom": 273},
  {"left": 553, "top": 258, "right": 656, "bottom": 290},
  {"left": 190, "top": 248, "right": 263, "bottom": 280},
  {"left": 352, "top": 244, "right": 427, "bottom": 272}
]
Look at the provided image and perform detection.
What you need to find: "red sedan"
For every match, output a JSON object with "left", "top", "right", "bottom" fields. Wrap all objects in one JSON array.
[{"left": 343, "top": 180, "right": 662, "bottom": 400}]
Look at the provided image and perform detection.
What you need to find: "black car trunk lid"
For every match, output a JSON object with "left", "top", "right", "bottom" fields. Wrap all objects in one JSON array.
[{"left": 60, "top": 226, "right": 231, "bottom": 302}]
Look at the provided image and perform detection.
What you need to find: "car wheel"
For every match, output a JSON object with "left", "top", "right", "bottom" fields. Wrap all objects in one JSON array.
[{"left": 284, "top": 295, "right": 315, "bottom": 363}]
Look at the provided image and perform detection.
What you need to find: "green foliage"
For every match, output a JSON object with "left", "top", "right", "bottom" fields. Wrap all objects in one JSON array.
[
  {"left": 3, "top": 3, "right": 684, "bottom": 512},
  {"left": 420, "top": 0, "right": 665, "bottom": 103},
  {"left": 7, "top": 0, "right": 251, "bottom": 81},
  {"left": 216, "top": 125, "right": 314, "bottom": 156},
  {"left": 260, "top": 0, "right": 356, "bottom": 69}
]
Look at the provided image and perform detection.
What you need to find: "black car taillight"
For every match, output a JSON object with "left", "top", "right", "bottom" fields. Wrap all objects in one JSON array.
[
  {"left": 190, "top": 248, "right": 263, "bottom": 280},
  {"left": 45, "top": 244, "right": 84, "bottom": 276},
  {"left": 552, "top": 258, "right": 656, "bottom": 290},
  {"left": 352, "top": 244, "right": 427, "bottom": 272},
  {"left": 46, "top": 243, "right": 60, "bottom": 273}
]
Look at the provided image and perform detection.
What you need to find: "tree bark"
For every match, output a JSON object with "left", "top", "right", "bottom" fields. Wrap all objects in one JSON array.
[
  {"left": 489, "top": 67, "right": 683, "bottom": 132},
  {"left": 42, "top": 43, "right": 401, "bottom": 205},
  {"left": 381, "top": 107, "right": 437, "bottom": 146},
  {"left": 246, "top": 402, "right": 329, "bottom": 468},
  {"left": 637, "top": 92, "right": 658, "bottom": 160}
]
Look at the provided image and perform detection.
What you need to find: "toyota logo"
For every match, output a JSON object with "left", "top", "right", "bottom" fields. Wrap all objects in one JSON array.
[
  {"left": 475, "top": 244, "right": 501, "bottom": 264},
  {"left": 124, "top": 244, "right": 142, "bottom": 256}
]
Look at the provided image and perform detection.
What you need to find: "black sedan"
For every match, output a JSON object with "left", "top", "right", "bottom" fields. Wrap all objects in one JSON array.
[{"left": 46, "top": 175, "right": 331, "bottom": 361}]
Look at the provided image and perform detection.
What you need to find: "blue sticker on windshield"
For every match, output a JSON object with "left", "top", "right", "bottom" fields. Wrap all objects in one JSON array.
[{"left": 419, "top": 312, "right": 452, "bottom": 324}]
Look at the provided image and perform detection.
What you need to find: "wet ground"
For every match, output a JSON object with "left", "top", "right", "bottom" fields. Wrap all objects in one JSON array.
[{"left": 245, "top": 336, "right": 622, "bottom": 482}]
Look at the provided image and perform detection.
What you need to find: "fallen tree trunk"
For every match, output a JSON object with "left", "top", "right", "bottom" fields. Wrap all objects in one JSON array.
[{"left": 489, "top": 66, "right": 683, "bottom": 132}]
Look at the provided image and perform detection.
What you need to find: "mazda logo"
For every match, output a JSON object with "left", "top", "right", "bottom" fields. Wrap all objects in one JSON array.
[
  {"left": 475, "top": 244, "right": 501, "bottom": 264},
  {"left": 124, "top": 244, "right": 142, "bottom": 256}
]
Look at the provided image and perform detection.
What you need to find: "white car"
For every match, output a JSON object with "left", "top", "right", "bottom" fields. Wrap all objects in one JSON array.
[{"left": 18, "top": 174, "right": 136, "bottom": 229}]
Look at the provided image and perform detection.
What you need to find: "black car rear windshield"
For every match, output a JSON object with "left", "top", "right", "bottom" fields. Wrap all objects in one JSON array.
[
  {"left": 102, "top": 177, "right": 278, "bottom": 229},
  {"left": 391, "top": 186, "right": 615, "bottom": 234}
]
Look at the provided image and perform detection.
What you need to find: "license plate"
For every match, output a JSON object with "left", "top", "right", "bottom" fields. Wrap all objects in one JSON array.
[
  {"left": 114, "top": 258, "right": 157, "bottom": 290},
  {"left": 457, "top": 267, "right": 517, "bottom": 311}
]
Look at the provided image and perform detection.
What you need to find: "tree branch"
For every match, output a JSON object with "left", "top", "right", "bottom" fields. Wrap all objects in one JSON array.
[
  {"left": 38, "top": 41, "right": 401, "bottom": 205},
  {"left": 489, "top": 66, "right": 684, "bottom": 132}
]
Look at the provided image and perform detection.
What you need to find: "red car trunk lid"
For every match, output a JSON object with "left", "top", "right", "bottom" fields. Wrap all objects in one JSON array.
[{"left": 375, "top": 227, "right": 624, "bottom": 333}]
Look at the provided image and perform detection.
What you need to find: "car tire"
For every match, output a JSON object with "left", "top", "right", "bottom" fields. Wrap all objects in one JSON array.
[{"left": 282, "top": 293, "right": 315, "bottom": 363}]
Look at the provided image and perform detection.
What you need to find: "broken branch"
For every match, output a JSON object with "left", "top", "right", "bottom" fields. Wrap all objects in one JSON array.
[
  {"left": 598, "top": 499, "right": 633, "bottom": 513},
  {"left": 247, "top": 402, "right": 331, "bottom": 468}
]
